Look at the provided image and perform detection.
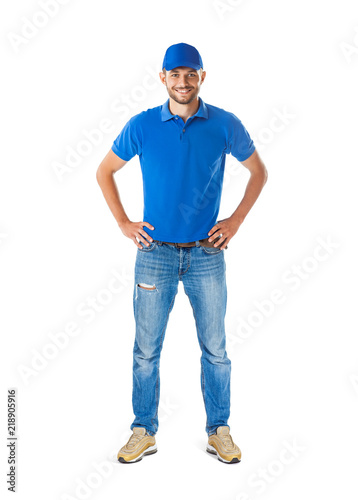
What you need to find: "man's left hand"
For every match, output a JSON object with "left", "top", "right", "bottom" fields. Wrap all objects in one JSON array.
[{"left": 207, "top": 216, "right": 243, "bottom": 250}]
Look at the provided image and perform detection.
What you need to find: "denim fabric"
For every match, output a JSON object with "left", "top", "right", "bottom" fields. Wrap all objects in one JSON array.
[{"left": 130, "top": 239, "right": 231, "bottom": 436}]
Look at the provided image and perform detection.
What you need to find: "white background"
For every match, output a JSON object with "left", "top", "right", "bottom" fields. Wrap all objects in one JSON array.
[{"left": 1, "top": 0, "right": 358, "bottom": 499}]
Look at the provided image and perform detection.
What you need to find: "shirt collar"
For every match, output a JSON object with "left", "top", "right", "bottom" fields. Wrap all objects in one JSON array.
[{"left": 160, "top": 96, "right": 208, "bottom": 122}]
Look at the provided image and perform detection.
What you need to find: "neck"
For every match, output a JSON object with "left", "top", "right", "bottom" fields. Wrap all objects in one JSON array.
[{"left": 168, "top": 97, "right": 200, "bottom": 123}]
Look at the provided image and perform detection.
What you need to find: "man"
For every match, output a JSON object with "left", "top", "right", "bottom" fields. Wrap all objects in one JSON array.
[{"left": 96, "top": 43, "right": 268, "bottom": 464}]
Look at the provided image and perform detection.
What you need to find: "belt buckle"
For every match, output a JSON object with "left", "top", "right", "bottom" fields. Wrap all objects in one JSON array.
[{"left": 175, "top": 241, "right": 194, "bottom": 248}]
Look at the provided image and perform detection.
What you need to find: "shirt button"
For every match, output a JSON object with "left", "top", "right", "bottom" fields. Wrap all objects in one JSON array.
[
  {"left": 175, "top": 117, "right": 178, "bottom": 120},
  {"left": 183, "top": 129, "right": 185, "bottom": 132}
]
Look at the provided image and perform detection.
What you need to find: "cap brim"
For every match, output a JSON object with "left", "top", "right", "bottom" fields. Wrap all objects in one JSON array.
[{"left": 163, "top": 60, "right": 202, "bottom": 71}]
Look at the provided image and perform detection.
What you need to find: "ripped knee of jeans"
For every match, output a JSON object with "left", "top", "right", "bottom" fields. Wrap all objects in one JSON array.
[
  {"left": 137, "top": 283, "right": 156, "bottom": 290},
  {"left": 135, "top": 283, "right": 157, "bottom": 300}
]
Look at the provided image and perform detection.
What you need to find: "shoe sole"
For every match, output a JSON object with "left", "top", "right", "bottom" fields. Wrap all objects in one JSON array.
[
  {"left": 206, "top": 444, "right": 240, "bottom": 464},
  {"left": 117, "top": 444, "right": 157, "bottom": 464}
]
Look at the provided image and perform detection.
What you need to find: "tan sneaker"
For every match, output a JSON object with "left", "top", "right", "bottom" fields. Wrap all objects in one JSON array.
[
  {"left": 117, "top": 427, "right": 157, "bottom": 463},
  {"left": 206, "top": 426, "right": 241, "bottom": 464}
]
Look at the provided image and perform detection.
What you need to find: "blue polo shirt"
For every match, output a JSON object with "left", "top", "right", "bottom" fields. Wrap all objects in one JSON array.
[{"left": 111, "top": 96, "right": 255, "bottom": 243}]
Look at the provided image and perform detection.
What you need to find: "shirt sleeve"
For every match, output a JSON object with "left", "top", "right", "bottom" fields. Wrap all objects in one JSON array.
[
  {"left": 111, "top": 115, "right": 142, "bottom": 161},
  {"left": 227, "top": 113, "right": 255, "bottom": 162}
]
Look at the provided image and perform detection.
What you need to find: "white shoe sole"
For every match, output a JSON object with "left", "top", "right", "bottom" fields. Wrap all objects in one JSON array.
[
  {"left": 118, "top": 444, "right": 157, "bottom": 464},
  {"left": 206, "top": 444, "right": 240, "bottom": 464}
]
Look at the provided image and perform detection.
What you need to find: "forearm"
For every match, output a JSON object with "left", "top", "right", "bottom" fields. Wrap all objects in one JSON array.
[
  {"left": 97, "top": 173, "right": 129, "bottom": 228},
  {"left": 231, "top": 169, "right": 268, "bottom": 223}
]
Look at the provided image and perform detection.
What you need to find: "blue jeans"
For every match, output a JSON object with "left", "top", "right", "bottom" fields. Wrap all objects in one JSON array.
[{"left": 130, "top": 239, "right": 231, "bottom": 436}]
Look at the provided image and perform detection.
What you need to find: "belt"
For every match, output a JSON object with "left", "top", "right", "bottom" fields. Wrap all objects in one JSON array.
[{"left": 153, "top": 236, "right": 228, "bottom": 249}]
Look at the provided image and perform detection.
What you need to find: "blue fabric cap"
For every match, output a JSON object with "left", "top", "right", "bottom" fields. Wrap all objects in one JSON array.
[
  {"left": 111, "top": 97, "right": 255, "bottom": 243},
  {"left": 162, "top": 42, "right": 203, "bottom": 71}
]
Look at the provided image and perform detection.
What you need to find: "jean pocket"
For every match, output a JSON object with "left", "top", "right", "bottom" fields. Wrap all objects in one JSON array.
[
  {"left": 138, "top": 240, "right": 158, "bottom": 252},
  {"left": 201, "top": 244, "right": 223, "bottom": 255}
]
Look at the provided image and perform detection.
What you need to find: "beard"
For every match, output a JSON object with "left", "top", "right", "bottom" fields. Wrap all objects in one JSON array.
[{"left": 166, "top": 85, "right": 200, "bottom": 105}]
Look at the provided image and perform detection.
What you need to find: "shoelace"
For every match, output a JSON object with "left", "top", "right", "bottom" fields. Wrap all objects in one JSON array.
[
  {"left": 126, "top": 433, "right": 145, "bottom": 448},
  {"left": 220, "top": 433, "right": 235, "bottom": 449}
]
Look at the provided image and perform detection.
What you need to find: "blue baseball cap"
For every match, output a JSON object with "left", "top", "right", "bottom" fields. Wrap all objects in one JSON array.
[{"left": 162, "top": 43, "right": 203, "bottom": 71}]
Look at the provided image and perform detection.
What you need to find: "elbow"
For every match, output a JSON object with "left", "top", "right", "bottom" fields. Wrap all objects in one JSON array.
[
  {"left": 96, "top": 165, "right": 115, "bottom": 187},
  {"left": 263, "top": 167, "right": 268, "bottom": 185},
  {"left": 96, "top": 166, "right": 105, "bottom": 186},
  {"left": 260, "top": 162, "right": 268, "bottom": 185},
  {"left": 96, "top": 167, "right": 101, "bottom": 185},
  {"left": 96, "top": 172, "right": 102, "bottom": 188}
]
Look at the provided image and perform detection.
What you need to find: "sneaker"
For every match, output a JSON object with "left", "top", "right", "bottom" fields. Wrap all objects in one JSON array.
[
  {"left": 117, "top": 427, "right": 157, "bottom": 463},
  {"left": 206, "top": 426, "right": 241, "bottom": 464}
]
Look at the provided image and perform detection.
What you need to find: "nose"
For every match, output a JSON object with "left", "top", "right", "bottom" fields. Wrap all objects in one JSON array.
[{"left": 177, "top": 75, "right": 190, "bottom": 87}]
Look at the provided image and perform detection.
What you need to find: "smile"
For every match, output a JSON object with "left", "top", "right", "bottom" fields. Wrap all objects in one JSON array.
[{"left": 175, "top": 89, "right": 192, "bottom": 94}]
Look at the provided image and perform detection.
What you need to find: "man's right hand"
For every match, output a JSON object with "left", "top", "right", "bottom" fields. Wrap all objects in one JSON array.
[{"left": 119, "top": 220, "right": 155, "bottom": 249}]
